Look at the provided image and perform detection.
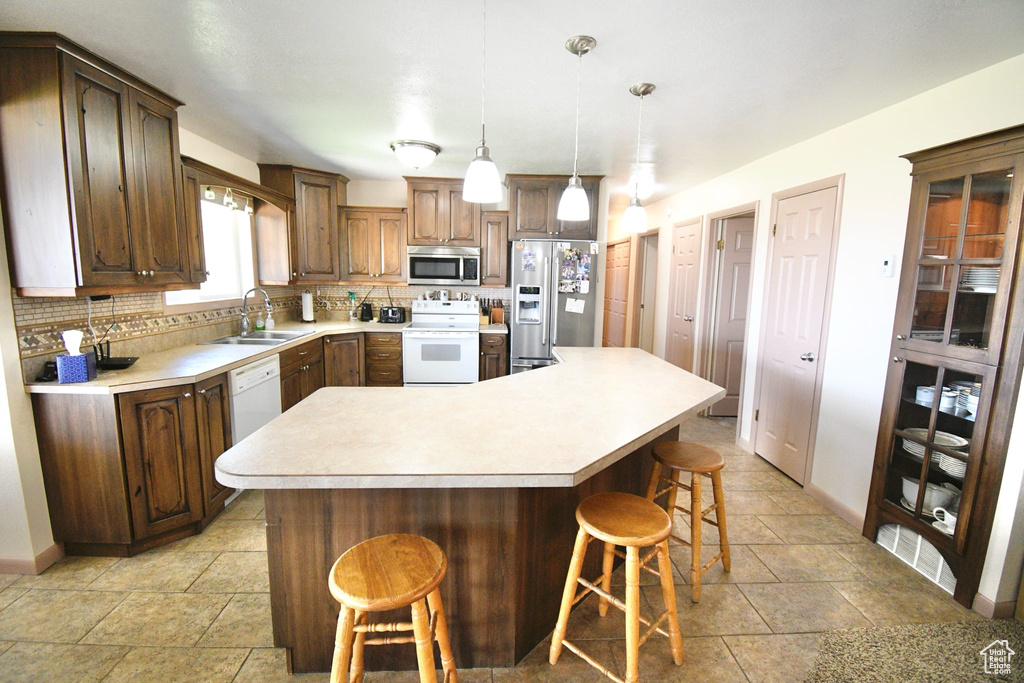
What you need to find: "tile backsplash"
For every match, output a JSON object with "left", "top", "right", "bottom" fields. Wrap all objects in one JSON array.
[{"left": 13, "top": 284, "right": 510, "bottom": 381}]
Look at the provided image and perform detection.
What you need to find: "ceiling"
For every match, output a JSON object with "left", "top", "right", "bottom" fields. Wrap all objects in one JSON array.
[{"left": 2, "top": 1, "right": 1023, "bottom": 203}]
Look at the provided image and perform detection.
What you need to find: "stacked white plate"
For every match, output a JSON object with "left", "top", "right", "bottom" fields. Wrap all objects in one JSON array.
[
  {"left": 957, "top": 390, "right": 980, "bottom": 414},
  {"left": 938, "top": 452, "right": 967, "bottom": 480},
  {"left": 902, "top": 428, "right": 969, "bottom": 462},
  {"left": 960, "top": 267, "right": 999, "bottom": 293}
]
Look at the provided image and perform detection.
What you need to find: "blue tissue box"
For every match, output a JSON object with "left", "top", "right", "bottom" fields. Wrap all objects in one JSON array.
[{"left": 56, "top": 351, "right": 97, "bottom": 383}]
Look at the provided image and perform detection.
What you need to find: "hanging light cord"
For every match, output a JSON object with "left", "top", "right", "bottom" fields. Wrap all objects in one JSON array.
[
  {"left": 572, "top": 51, "right": 582, "bottom": 177},
  {"left": 479, "top": 0, "right": 487, "bottom": 146},
  {"left": 633, "top": 94, "right": 645, "bottom": 200}
]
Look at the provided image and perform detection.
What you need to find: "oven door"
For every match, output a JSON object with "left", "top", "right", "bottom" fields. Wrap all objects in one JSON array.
[
  {"left": 402, "top": 331, "right": 480, "bottom": 384},
  {"left": 407, "top": 254, "right": 464, "bottom": 286}
]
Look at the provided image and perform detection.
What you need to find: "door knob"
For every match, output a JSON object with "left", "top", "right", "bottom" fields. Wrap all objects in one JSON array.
[
  {"left": 896, "top": 334, "right": 906, "bottom": 340},
  {"left": 683, "top": 315, "right": 694, "bottom": 322},
  {"left": 800, "top": 352, "right": 816, "bottom": 362}
]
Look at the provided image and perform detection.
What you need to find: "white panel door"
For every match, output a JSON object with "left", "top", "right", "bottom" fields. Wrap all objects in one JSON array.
[
  {"left": 709, "top": 215, "right": 754, "bottom": 417},
  {"left": 666, "top": 222, "right": 702, "bottom": 372},
  {"left": 638, "top": 235, "right": 659, "bottom": 352},
  {"left": 602, "top": 240, "right": 630, "bottom": 348},
  {"left": 755, "top": 187, "right": 838, "bottom": 483}
]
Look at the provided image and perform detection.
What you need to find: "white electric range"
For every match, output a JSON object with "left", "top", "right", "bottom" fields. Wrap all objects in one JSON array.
[{"left": 401, "top": 300, "right": 480, "bottom": 386}]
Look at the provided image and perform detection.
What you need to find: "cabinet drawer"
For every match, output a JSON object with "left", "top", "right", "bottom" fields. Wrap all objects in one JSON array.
[
  {"left": 365, "top": 333, "right": 402, "bottom": 348},
  {"left": 366, "top": 361, "right": 402, "bottom": 385},
  {"left": 481, "top": 334, "right": 507, "bottom": 348},
  {"left": 280, "top": 339, "right": 323, "bottom": 371},
  {"left": 366, "top": 346, "right": 402, "bottom": 362}
]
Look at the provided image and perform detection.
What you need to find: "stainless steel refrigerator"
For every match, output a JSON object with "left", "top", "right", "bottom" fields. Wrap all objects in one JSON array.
[{"left": 510, "top": 239, "right": 599, "bottom": 373}]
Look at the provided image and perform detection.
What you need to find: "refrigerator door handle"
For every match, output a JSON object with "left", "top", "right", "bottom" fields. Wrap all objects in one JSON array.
[
  {"left": 551, "top": 251, "right": 559, "bottom": 346},
  {"left": 541, "top": 256, "right": 550, "bottom": 345}
]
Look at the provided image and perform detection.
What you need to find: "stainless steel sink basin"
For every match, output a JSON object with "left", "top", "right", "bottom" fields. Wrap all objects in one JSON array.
[{"left": 201, "top": 330, "right": 313, "bottom": 346}]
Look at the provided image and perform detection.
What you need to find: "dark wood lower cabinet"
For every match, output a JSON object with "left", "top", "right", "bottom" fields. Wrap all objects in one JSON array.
[
  {"left": 480, "top": 333, "right": 508, "bottom": 380},
  {"left": 324, "top": 333, "right": 364, "bottom": 386},
  {"left": 195, "top": 374, "right": 233, "bottom": 524},
  {"left": 364, "top": 332, "right": 403, "bottom": 386},
  {"left": 281, "top": 338, "right": 325, "bottom": 410},
  {"left": 32, "top": 379, "right": 233, "bottom": 556}
]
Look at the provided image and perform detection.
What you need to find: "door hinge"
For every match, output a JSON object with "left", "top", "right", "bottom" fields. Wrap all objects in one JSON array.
[
  {"left": 772, "top": 224, "right": 777, "bottom": 237},
  {"left": 672, "top": 245, "right": 676, "bottom": 254},
  {"left": 716, "top": 239, "right": 725, "bottom": 250},
  {"left": 755, "top": 408, "right": 759, "bottom": 421}
]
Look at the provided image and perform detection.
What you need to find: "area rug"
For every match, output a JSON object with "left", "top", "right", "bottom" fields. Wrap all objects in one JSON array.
[{"left": 807, "top": 619, "right": 1024, "bottom": 682}]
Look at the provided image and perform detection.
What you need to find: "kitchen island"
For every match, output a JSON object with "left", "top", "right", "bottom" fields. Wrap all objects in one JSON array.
[{"left": 216, "top": 347, "right": 724, "bottom": 672}]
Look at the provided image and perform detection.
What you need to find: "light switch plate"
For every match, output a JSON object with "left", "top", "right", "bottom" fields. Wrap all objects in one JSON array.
[{"left": 881, "top": 255, "right": 896, "bottom": 277}]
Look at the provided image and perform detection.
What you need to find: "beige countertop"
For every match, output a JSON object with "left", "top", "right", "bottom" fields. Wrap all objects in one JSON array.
[
  {"left": 25, "top": 320, "right": 508, "bottom": 395},
  {"left": 215, "top": 347, "right": 724, "bottom": 489}
]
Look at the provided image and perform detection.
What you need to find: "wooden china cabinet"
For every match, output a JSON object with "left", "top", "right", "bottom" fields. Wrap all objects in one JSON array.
[{"left": 864, "top": 125, "right": 1024, "bottom": 607}]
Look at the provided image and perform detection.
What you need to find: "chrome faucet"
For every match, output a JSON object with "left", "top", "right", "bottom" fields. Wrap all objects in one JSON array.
[{"left": 240, "top": 288, "right": 273, "bottom": 337}]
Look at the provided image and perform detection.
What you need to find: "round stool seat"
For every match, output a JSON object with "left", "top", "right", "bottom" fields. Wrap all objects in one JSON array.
[
  {"left": 576, "top": 492, "right": 672, "bottom": 547},
  {"left": 652, "top": 441, "right": 725, "bottom": 473},
  {"left": 329, "top": 534, "right": 447, "bottom": 612}
]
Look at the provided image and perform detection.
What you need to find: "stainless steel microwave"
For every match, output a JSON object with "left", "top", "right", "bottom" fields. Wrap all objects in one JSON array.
[{"left": 407, "top": 246, "right": 480, "bottom": 286}]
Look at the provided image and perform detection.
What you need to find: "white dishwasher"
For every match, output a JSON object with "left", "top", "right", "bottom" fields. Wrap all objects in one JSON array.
[{"left": 229, "top": 355, "right": 283, "bottom": 444}]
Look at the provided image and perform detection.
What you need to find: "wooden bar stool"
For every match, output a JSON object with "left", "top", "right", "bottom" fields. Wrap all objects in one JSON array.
[
  {"left": 328, "top": 534, "right": 457, "bottom": 683},
  {"left": 549, "top": 492, "right": 684, "bottom": 683},
  {"left": 646, "top": 441, "right": 731, "bottom": 602}
]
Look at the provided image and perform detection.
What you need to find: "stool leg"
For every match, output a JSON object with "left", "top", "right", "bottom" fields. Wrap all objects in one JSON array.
[
  {"left": 330, "top": 605, "right": 356, "bottom": 683},
  {"left": 665, "top": 469, "right": 681, "bottom": 521},
  {"left": 625, "top": 546, "right": 641, "bottom": 683},
  {"left": 411, "top": 598, "right": 438, "bottom": 683},
  {"left": 712, "top": 470, "right": 731, "bottom": 572},
  {"left": 690, "top": 472, "right": 703, "bottom": 602},
  {"left": 549, "top": 527, "right": 590, "bottom": 665},
  {"left": 655, "top": 540, "right": 684, "bottom": 666},
  {"left": 349, "top": 610, "right": 366, "bottom": 683},
  {"left": 427, "top": 588, "right": 458, "bottom": 683},
  {"left": 645, "top": 461, "right": 662, "bottom": 501},
  {"left": 598, "top": 541, "right": 615, "bottom": 617}
]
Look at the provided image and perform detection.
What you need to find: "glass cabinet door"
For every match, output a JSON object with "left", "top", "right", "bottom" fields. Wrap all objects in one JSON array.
[
  {"left": 883, "top": 351, "right": 995, "bottom": 551},
  {"left": 905, "top": 164, "right": 1018, "bottom": 362}
]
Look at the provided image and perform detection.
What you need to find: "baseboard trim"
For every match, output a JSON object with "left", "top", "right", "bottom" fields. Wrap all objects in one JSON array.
[
  {"left": 805, "top": 482, "right": 865, "bottom": 531},
  {"left": 0, "top": 542, "right": 63, "bottom": 575},
  {"left": 735, "top": 434, "right": 753, "bottom": 454},
  {"left": 972, "top": 592, "right": 1018, "bottom": 619}
]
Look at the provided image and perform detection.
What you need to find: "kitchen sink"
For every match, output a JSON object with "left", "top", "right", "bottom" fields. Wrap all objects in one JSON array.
[{"left": 201, "top": 330, "right": 313, "bottom": 346}]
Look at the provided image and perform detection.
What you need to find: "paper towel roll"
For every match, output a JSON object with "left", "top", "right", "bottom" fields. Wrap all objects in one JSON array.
[{"left": 301, "top": 291, "right": 314, "bottom": 322}]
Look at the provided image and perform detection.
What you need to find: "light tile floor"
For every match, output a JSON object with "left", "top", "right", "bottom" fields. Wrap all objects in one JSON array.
[{"left": 0, "top": 416, "right": 979, "bottom": 681}]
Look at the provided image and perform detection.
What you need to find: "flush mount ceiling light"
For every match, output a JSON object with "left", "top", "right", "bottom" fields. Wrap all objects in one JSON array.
[
  {"left": 621, "top": 83, "right": 656, "bottom": 233},
  {"left": 556, "top": 35, "right": 596, "bottom": 222},
  {"left": 463, "top": 0, "right": 502, "bottom": 203},
  {"left": 390, "top": 140, "right": 441, "bottom": 170}
]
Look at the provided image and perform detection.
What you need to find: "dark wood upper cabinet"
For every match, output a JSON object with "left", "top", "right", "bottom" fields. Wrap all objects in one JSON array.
[
  {"left": 406, "top": 178, "right": 481, "bottom": 246},
  {"left": 118, "top": 385, "right": 204, "bottom": 540},
  {"left": 507, "top": 174, "right": 602, "bottom": 241},
  {"left": 863, "top": 125, "right": 1024, "bottom": 608},
  {"left": 340, "top": 207, "right": 407, "bottom": 283},
  {"left": 195, "top": 373, "right": 233, "bottom": 522},
  {"left": 324, "top": 334, "right": 365, "bottom": 386},
  {"left": 481, "top": 211, "right": 508, "bottom": 286},
  {"left": 258, "top": 165, "right": 348, "bottom": 284},
  {"left": 180, "top": 165, "right": 207, "bottom": 284},
  {"left": 0, "top": 34, "right": 193, "bottom": 296}
]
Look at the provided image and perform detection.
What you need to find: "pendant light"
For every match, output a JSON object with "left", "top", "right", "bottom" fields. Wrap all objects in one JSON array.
[
  {"left": 556, "top": 36, "right": 596, "bottom": 222},
  {"left": 621, "top": 83, "right": 655, "bottom": 233},
  {"left": 463, "top": 0, "right": 502, "bottom": 203}
]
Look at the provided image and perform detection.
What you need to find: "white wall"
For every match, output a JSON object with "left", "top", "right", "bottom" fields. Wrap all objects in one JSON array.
[
  {"left": 607, "top": 52, "right": 1024, "bottom": 603},
  {"left": 178, "top": 128, "right": 260, "bottom": 183}
]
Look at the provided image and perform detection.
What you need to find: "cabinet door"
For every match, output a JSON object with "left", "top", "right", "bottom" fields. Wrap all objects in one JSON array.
[
  {"left": 304, "top": 356, "right": 325, "bottom": 398},
  {"left": 294, "top": 171, "right": 340, "bottom": 280},
  {"left": 255, "top": 200, "right": 296, "bottom": 285},
  {"left": 481, "top": 212, "right": 508, "bottom": 286},
  {"left": 127, "top": 88, "right": 188, "bottom": 285},
  {"left": 119, "top": 386, "right": 203, "bottom": 539},
  {"left": 446, "top": 185, "right": 481, "bottom": 246},
  {"left": 512, "top": 181, "right": 553, "bottom": 237},
  {"left": 195, "top": 374, "right": 232, "bottom": 518},
  {"left": 895, "top": 158, "right": 1023, "bottom": 365},
  {"left": 377, "top": 212, "right": 407, "bottom": 281},
  {"left": 555, "top": 178, "right": 599, "bottom": 240},
  {"left": 340, "top": 209, "right": 374, "bottom": 282},
  {"left": 325, "top": 334, "right": 365, "bottom": 386},
  {"left": 281, "top": 364, "right": 305, "bottom": 412},
  {"left": 60, "top": 54, "right": 138, "bottom": 286},
  {"left": 408, "top": 182, "right": 443, "bottom": 245},
  {"left": 181, "top": 165, "right": 207, "bottom": 283},
  {"left": 480, "top": 334, "right": 508, "bottom": 380}
]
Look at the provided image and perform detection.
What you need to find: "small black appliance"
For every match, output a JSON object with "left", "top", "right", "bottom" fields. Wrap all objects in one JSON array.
[
  {"left": 359, "top": 302, "right": 373, "bottom": 321},
  {"left": 379, "top": 306, "right": 405, "bottom": 323}
]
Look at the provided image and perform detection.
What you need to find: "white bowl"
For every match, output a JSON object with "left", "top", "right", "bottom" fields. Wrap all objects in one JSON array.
[{"left": 901, "top": 477, "right": 959, "bottom": 512}]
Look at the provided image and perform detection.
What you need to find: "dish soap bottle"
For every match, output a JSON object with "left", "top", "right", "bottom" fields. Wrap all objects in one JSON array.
[
  {"left": 348, "top": 291, "right": 357, "bottom": 321},
  {"left": 255, "top": 312, "right": 265, "bottom": 331},
  {"left": 265, "top": 306, "right": 275, "bottom": 330}
]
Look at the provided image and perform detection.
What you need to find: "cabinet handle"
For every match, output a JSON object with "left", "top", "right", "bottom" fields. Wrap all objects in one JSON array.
[
  {"left": 204, "top": 270, "right": 211, "bottom": 276},
  {"left": 301, "top": 272, "right": 306, "bottom": 276},
  {"left": 198, "top": 389, "right": 207, "bottom": 395},
  {"left": 148, "top": 270, "right": 155, "bottom": 277},
  {"left": 893, "top": 356, "right": 903, "bottom": 363},
  {"left": 292, "top": 271, "right": 298, "bottom": 277},
  {"left": 183, "top": 392, "right": 191, "bottom": 398},
  {"left": 299, "top": 351, "right": 307, "bottom": 355},
  {"left": 379, "top": 371, "right": 391, "bottom": 376},
  {"left": 896, "top": 334, "right": 906, "bottom": 340}
]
